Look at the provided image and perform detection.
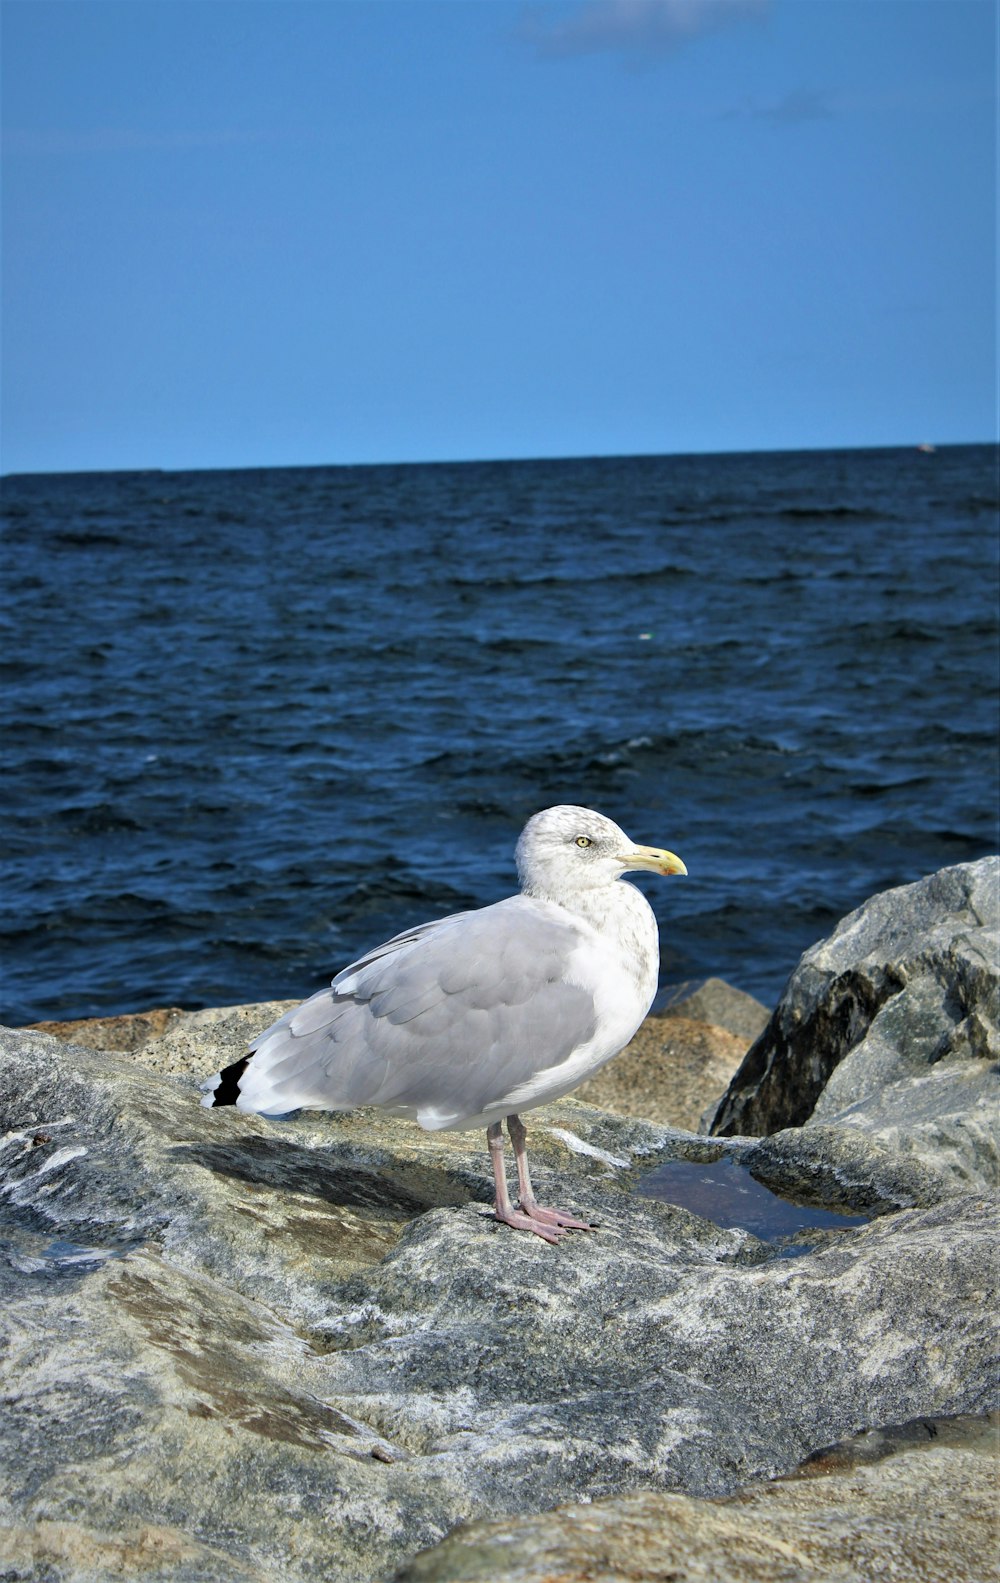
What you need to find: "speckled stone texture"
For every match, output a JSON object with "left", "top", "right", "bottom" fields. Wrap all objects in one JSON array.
[
  {"left": 391, "top": 1415, "right": 1000, "bottom": 1583},
  {"left": 1, "top": 860, "right": 997, "bottom": 1581},
  {"left": 711, "top": 857, "right": 999, "bottom": 1168},
  {"left": 575, "top": 1012, "right": 749, "bottom": 1130}
]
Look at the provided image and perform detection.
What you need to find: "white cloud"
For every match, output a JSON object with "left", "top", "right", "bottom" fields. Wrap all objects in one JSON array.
[{"left": 521, "top": 0, "right": 770, "bottom": 60}]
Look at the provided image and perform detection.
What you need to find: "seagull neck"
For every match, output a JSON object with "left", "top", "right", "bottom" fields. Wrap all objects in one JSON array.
[{"left": 521, "top": 877, "right": 650, "bottom": 937}]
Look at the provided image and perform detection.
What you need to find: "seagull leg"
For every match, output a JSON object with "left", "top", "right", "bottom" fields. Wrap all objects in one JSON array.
[
  {"left": 487, "top": 1120, "right": 565, "bottom": 1244},
  {"left": 507, "top": 1114, "right": 595, "bottom": 1233}
]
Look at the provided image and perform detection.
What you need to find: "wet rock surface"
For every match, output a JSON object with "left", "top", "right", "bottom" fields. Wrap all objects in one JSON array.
[{"left": 2, "top": 861, "right": 998, "bottom": 1581}]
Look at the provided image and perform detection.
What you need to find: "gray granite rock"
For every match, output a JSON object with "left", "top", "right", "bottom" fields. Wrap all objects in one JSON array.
[
  {"left": 127, "top": 999, "right": 298, "bottom": 1079},
  {"left": 392, "top": 1414, "right": 1000, "bottom": 1583},
  {"left": 738, "top": 1122, "right": 958, "bottom": 1216},
  {"left": 1, "top": 1016, "right": 997, "bottom": 1582},
  {"left": 710, "top": 858, "right": 999, "bottom": 1179},
  {"left": 4, "top": 861, "right": 998, "bottom": 1580}
]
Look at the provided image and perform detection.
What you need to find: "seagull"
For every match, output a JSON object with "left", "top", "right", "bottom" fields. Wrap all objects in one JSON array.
[{"left": 202, "top": 806, "right": 686, "bottom": 1243}]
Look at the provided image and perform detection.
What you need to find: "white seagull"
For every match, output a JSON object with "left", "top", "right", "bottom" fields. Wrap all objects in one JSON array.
[{"left": 202, "top": 806, "right": 686, "bottom": 1243}]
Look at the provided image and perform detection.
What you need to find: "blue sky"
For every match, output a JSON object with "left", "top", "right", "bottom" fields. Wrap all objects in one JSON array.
[{"left": 2, "top": 0, "right": 996, "bottom": 473}]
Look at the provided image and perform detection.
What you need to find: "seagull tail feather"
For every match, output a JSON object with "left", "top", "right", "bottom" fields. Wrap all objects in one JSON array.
[{"left": 200, "top": 1054, "right": 251, "bottom": 1108}]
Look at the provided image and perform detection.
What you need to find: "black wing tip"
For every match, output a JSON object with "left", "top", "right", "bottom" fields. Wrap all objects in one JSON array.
[{"left": 209, "top": 1054, "right": 252, "bottom": 1107}]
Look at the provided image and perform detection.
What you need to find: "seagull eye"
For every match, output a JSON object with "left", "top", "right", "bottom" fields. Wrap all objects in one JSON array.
[{"left": 575, "top": 835, "right": 592, "bottom": 848}]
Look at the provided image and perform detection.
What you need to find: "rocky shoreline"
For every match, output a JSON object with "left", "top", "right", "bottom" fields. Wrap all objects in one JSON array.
[{"left": 1, "top": 857, "right": 997, "bottom": 1581}]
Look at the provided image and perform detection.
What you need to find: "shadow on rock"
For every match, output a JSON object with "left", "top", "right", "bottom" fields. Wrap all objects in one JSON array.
[{"left": 169, "top": 1132, "right": 484, "bottom": 1221}]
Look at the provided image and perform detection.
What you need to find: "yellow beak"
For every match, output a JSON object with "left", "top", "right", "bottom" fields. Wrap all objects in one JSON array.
[{"left": 624, "top": 844, "right": 687, "bottom": 877}]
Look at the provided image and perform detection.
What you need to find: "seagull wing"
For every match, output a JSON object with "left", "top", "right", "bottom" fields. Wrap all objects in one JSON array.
[{"left": 233, "top": 895, "right": 598, "bottom": 1128}]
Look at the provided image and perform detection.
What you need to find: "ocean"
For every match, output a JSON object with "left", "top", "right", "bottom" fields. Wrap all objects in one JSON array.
[{"left": 2, "top": 445, "right": 997, "bottom": 1026}]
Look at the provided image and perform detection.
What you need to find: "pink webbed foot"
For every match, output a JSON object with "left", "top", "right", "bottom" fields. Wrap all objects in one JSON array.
[
  {"left": 493, "top": 1204, "right": 567, "bottom": 1245},
  {"left": 520, "top": 1201, "right": 595, "bottom": 1232},
  {"left": 488, "top": 1115, "right": 598, "bottom": 1244},
  {"left": 492, "top": 1197, "right": 595, "bottom": 1243}
]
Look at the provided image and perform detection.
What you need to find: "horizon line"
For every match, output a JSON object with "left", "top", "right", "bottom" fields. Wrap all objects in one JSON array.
[{"left": 2, "top": 435, "right": 996, "bottom": 482}]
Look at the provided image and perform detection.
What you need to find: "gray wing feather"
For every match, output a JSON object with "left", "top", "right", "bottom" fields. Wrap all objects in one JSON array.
[{"left": 238, "top": 897, "right": 597, "bottom": 1124}]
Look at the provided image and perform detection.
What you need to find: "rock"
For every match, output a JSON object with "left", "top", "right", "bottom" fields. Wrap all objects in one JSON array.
[
  {"left": 711, "top": 859, "right": 1000, "bottom": 1183},
  {"left": 656, "top": 977, "right": 770, "bottom": 1044},
  {"left": 0, "top": 1518, "right": 266, "bottom": 1583},
  {"left": 392, "top": 1413, "right": 1000, "bottom": 1583},
  {"left": 738, "top": 1123, "right": 958, "bottom": 1217},
  {"left": 1, "top": 1016, "right": 996, "bottom": 1582},
  {"left": 3, "top": 866, "right": 998, "bottom": 1579},
  {"left": 23, "top": 1001, "right": 298, "bottom": 1080},
  {"left": 575, "top": 1014, "right": 747, "bottom": 1131},
  {"left": 23, "top": 1005, "right": 187, "bottom": 1053},
  {"left": 131, "top": 1000, "right": 299, "bottom": 1080}
]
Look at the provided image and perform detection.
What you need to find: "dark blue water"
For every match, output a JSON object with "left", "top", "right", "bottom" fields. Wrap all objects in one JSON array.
[{"left": 2, "top": 446, "right": 997, "bottom": 1025}]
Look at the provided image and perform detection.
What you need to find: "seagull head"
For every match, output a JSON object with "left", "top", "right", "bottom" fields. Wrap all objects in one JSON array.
[{"left": 516, "top": 805, "right": 686, "bottom": 898}]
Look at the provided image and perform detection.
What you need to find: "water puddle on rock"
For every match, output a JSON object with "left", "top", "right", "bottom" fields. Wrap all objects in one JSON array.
[
  {"left": 638, "top": 1155, "right": 869, "bottom": 1255},
  {"left": 1, "top": 1219, "right": 134, "bottom": 1278}
]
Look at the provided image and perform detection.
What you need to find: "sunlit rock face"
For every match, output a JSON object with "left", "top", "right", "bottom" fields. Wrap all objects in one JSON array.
[
  {"left": 711, "top": 856, "right": 999, "bottom": 1177},
  {"left": 391, "top": 1415, "right": 1000, "bottom": 1583},
  {"left": 1, "top": 857, "right": 997, "bottom": 1582}
]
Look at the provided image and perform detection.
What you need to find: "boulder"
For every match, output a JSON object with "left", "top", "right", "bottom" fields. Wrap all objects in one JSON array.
[
  {"left": 126, "top": 1000, "right": 299, "bottom": 1080},
  {"left": 1, "top": 1014, "right": 996, "bottom": 1582},
  {"left": 392, "top": 1413, "right": 999, "bottom": 1583},
  {"left": 710, "top": 858, "right": 999, "bottom": 1182},
  {"left": 3, "top": 860, "right": 998, "bottom": 1581},
  {"left": 575, "top": 1013, "right": 747, "bottom": 1131},
  {"left": 656, "top": 976, "right": 770, "bottom": 1043},
  {"left": 24, "top": 1004, "right": 187, "bottom": 1053}
]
